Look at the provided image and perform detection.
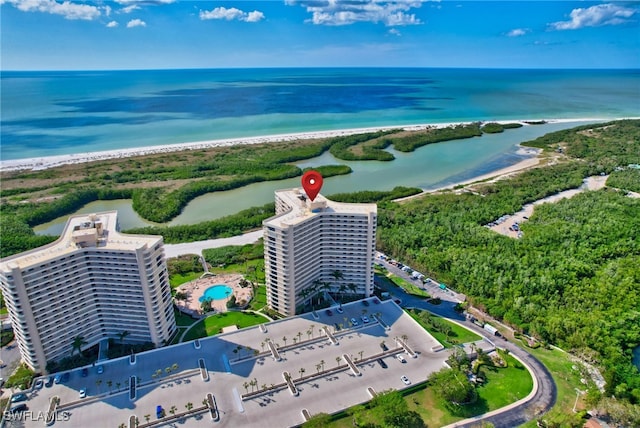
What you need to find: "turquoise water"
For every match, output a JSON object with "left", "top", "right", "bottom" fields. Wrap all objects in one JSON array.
[
  {"left": 2, "top": 68, "right": 638, "bottom": 161},
  {"left": 199, "top": 285, "right": 233, "bottom": 302}
]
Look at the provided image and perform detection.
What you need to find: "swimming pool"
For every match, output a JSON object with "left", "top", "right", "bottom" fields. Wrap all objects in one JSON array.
[{"left": 199, "top": 285, "right": 233, "bottom": 302}]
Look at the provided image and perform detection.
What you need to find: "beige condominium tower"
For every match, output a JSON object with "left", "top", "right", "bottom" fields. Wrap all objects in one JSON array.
[
  {"left": 0, "top": 211, "right": 176, "bottom": 372},
  {"left": 263, "top": 189, "right": 377, "bottom": 316}
]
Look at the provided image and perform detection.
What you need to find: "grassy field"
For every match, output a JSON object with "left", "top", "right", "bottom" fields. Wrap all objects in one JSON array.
[
  {"left": 209, "top": 259, "right": 265, "bottom": 282},
  {"left": 407, "top": 309, "right": 481, "bottom": 347},
  {"left": 249, "top": 285, "right": 267, "bottom": 311},
  {"left": 327, "top": 354, "right": 533, "bottom": 427},
  {"left": 173, "top": 308, "right": 198, "bottom": 327},
  {"left": 169, "top": 271, "right": 202, "bottom": 288},
  {"left": 182, "top": 311, "right": 268, "bottom": 342},
  {"left": 376, "top": 273, "right": 429, "bottom": 298},
  {"left": 519, "top": 346, "right": 590, "bottom": 427}
]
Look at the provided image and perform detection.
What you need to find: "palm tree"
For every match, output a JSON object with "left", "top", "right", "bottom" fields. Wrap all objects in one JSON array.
[
  {"left": 297, "top": 331, "right": 303, "bottom": 342},
  {"left": 243, "top": 382, "right": 249, "bottom": 394},
  {"left": 169, "top": 405, "right": 177, "bottom": 416},
  {"left": 299, "top": 367, "right": 306, "bottom": 379},
  {"left": 144, "top": 415, "right": 151, "bottom": 423},
  {"left": 330, "top": 270, "right": 344, "bottom": 295},
  {"left": 401, "top": 334, "right": 409, "bottom": 345},
  {"left": 310, "top": 324, "right": 315, "bottom": 338},
  {"left": 117, "top": 330, "right": 130, "bottom": 345},
  {"left": 95, "top": 379, "right": 102, "bottom": 393},
  {"left": 306, "top": 329, "right": 312, "bottom": 340},
  {"left": 106, "top": 380, "right": 113, "bottom": 392},
  {"left": 282, "top": 336, "right": 288, "bottom": 346},
  {"left": 336, "top": 356, "right": 342, "bottom": 367},
  {"left": 261, "top": 341, "right": 266, "bottom": 351},
  {"left": 338, "top": 284, "right": 348, "bottom": 303},
  {"left": 172, "top": 363, "right": 179, "bottom": 372},
  {"left": 186, "top": 402, "right": 193, "bottom": 411},
  {"left": 116, "top": 382, "right": 121, "bottom": 392},
  {"left": 358, "top": 350, "right": 364, "bottom": 361},
  {"left": 70, "top": 335, "right": 87, "bottom": 356},
  {"left": 165, "top": 367, "right": 172, "bottom": 376},
  {"left": 320, "top": 359, "right": 325, "bottom": 371},
  {"left": 316, "top": 363, "right": 321, "bottom": 374},
  {"left": 261, "top": 383, "right": 267, "bottom": 391},
  {"left": 347, "top": 283, "right": 357, "bottom": 297}
]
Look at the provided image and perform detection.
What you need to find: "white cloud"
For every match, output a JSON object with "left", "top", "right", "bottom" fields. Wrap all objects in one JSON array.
[
  {"left": 126, "top": 18, "right": 146, "bottom": 28},
  {"left": 549, "top": 3, "right": 637, "bottom": 31},
  {"left": 199, "top": 7, "right": 265, "bottom": 22},
  {"left": 507, "top": 28, "right": 529, "bottom": 37},
  {"left": 286, "top": 0, "right": 425, "bottom": 26},
  {"left": 106, "top": 20, "right": 118, "bottom": 27},
  {"left": 388, "top": 28, "right": 401, "bottom": 36},
  {"left": 121, "top": 4, "right": 140, "bottom": 14},
  {"left": 3, "top": 0, "right": 102, "bottom": 20}
]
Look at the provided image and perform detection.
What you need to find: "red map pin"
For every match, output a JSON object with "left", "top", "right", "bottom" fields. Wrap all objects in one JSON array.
[{"left": 301, "top": 170, "right": 323, "bottom": 201}]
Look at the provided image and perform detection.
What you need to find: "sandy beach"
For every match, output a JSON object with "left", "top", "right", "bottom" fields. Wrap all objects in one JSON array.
[{"left": 0, "top": 117, "right": 614, "bottom": 172}]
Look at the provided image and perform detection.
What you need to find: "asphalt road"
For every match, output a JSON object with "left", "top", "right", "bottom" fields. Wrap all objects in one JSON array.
[{"left": 375, "top": 255, "right": 557, "bottom": 428}]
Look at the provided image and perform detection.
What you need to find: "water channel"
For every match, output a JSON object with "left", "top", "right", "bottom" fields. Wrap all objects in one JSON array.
[{"left": 34, "top": 121, "right": 589, "bottom": 236}]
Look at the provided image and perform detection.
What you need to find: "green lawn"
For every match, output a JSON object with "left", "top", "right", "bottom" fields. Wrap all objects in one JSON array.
[
  {"left": 182, "top": 311, "right": 269, "bottom": 342},
  {"left": 249, "top": 285, "right": 267, "bottom": 311},
  {"left": 376, "top": 273, "right": 429, "bottom": 298},
  {"left": 209, "top": 259, "right": 265, "bottom": 283},
  {"left": 174, "top": 308, "right": 198, "bottom": 327},
  {"left": 407, "top": 309, "right": 481, "bottom": 347},
  {"left": 169, "top": 271, "right": 202, "bottom": 288},
  {"left": 327, "top": 354, "right": 533, "bottom": 428},
  {"left": 519, "top": 346, "right": 591, "bottom": 427}
]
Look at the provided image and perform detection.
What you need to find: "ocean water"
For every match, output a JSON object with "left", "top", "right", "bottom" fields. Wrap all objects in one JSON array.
[{"left": 2, "top": 68, "right": 639, "bottom": 161}]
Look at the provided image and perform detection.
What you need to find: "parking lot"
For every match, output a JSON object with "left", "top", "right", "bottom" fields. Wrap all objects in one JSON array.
[{"left": 7, "top": 299, "right": 450, "bottom": 428}]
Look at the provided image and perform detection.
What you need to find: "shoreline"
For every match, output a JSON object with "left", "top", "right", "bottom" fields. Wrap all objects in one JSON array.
[{"left": 0, "top": 117, "right": 622, "bottom": 173}]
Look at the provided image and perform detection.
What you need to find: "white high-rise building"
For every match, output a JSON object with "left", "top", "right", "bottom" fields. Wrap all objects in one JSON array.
[
  {"left": 263, "top": 189, "right": 377, "bottom": 316},
  {"left": 0, "top": 211, "right": 176, "bottom": 371}
]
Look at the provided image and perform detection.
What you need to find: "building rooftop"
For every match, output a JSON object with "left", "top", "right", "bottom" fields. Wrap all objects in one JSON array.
[
  {"left": 0, "top": 211, "right": 162, "bottom": 271},
  {"left": 263, "top": 188, "right": 377, "bottom": 229}
]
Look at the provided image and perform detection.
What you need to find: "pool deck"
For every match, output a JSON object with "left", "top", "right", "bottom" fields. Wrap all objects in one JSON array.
[{"left": 176, "top": 274, "right": 253, "bottom": 314}]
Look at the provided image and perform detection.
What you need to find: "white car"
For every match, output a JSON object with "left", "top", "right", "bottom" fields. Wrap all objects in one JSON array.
[
  {"left": 350, "top": 318, "right": 359, "bottom": 326},
  {"left": 362, "top": 316, "right": 369, "bottom": 323},
  {"left": 336, "top": 307, "right": 344, "bottom": 314},
  {"left": 396, "top": 354, "right": 406, "bottom": 363},
  {"left": 401, "top": 375, "right": 411, "bottom": 385},
  {"left": 79, "top": 388, "right": 87, "bottom": 399}
]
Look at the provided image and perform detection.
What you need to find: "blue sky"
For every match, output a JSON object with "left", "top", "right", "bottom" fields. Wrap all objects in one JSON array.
[{"left": 1, "top": 1, "right": 639, "bottom": 70}]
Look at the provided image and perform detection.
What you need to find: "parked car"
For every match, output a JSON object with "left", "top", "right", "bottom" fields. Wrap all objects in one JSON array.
[
  {"left": 325, "top": 309, "right": 333, "bottom": 316},
  {"left": 54, "top": 374, "right": 62, "bottom": 384},
  {"left": 81, "top": 368, "right": 89, "bottom": 377},
  {"left": 377, "top": 358, "right": 388, "bottom": 369},
  {"left": 156, "top": 405, "right": 165, "bottom": 419},
  {"left": 362, "top": 300, "right": 370, "bottom": 307},
  {"left": 34, "top": 379, "right": 44, "bottom": 390},
  {"left": 401, "top": 375, "right": 411, "bottom": 385},
  {"left": 336, "top": 307, "right": 344, "bottom": 314},
  {"left": 11, "top": 393, "right": 28, "bottom": 403},
  {"left": 362, "top": 316, "right": 369, "bottom": 324},
  {"left": 97, "top": 365, "right": 104, "bottom": 374},
  {"left": 45, "top": 377, "right": 54, "bottom": 387},
  {"left": 396, "top": 354, "right": 406, "bottom": 363},
  {"left": 9, "top": 403, "right": 27, "bottom": 413},
  {"left": 79, "top": 388, "right": 87, "bottom": 399},
  {"left": 350, "top": 318, "right": 359, "bottom": 326}
]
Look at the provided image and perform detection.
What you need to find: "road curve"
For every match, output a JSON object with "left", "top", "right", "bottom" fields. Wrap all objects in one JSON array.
[{"left": 375, "top": 258, "right": 556, "bottom": 428}]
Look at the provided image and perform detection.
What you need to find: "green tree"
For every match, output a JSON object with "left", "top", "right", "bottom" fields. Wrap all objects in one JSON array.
[
  {"left": 70, "top": 335, "right": 87, "bottom": 356},
  {"left": 302, "top": 412, "right": 332, "bottom": 428},
  {"left": 429, "top": 368, "right": 476, "bottom": 407}
]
